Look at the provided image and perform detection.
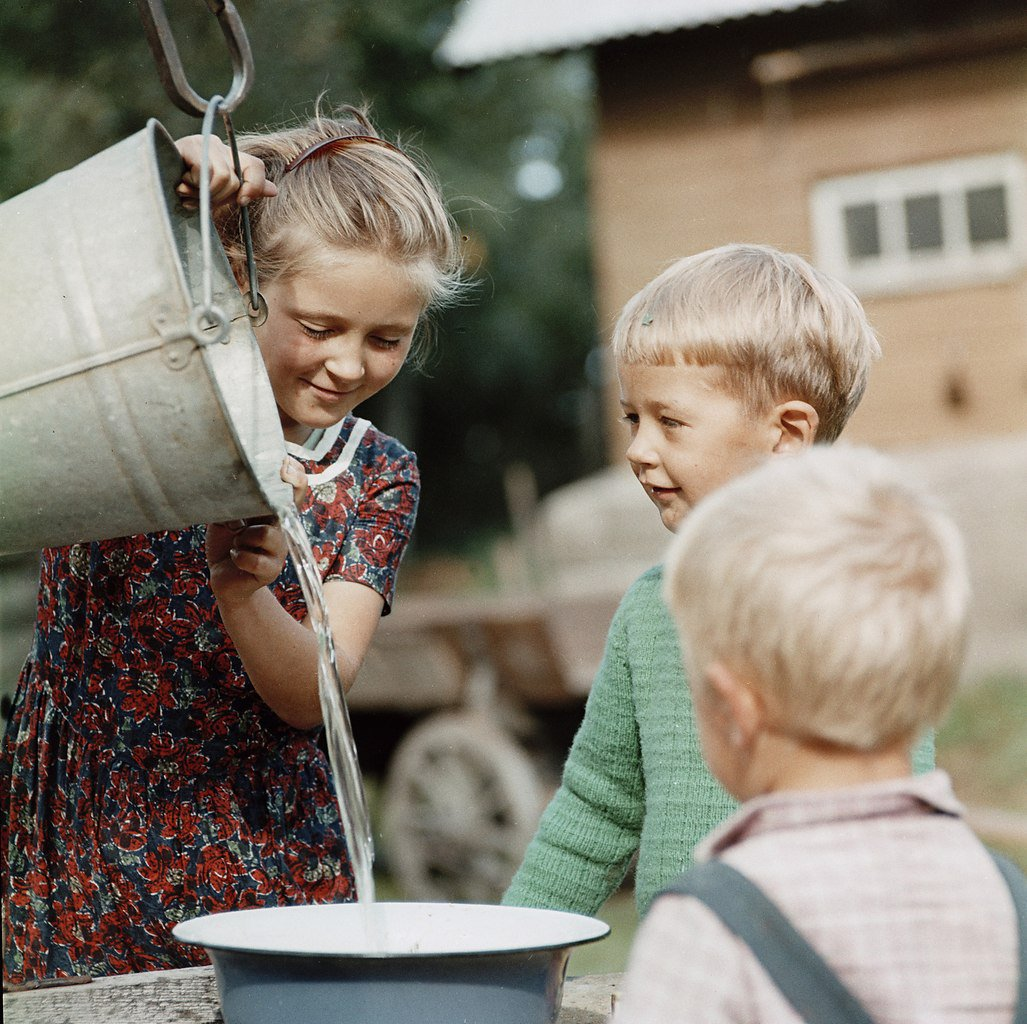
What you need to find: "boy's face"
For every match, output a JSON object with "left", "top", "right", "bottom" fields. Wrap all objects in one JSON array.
[{"left": 618, "top": 360, "right": 776, "bottom": 532}]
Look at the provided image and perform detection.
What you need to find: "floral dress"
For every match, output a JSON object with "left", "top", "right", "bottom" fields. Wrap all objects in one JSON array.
[{"left": 1, "top": 417, "right": 418, "bottom": 983}]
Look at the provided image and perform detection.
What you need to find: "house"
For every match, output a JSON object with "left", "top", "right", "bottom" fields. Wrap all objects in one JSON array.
[
  {"left": 439, "top": 0, "right": 1027, "bottom": 448},
  {"left": 437, "top": 0, "right": 1027, "bottom": 682}
]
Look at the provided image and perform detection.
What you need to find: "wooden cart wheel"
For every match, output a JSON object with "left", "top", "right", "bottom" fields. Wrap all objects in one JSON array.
[{"left": 381, "top": 710, "right": 545, "bottom": 903}]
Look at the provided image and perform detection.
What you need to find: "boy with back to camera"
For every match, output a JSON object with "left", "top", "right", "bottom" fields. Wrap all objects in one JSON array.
[
  {"left": 615, "top": 445, "right": 1025, "bottom": 1023},
  {"left": 503, "top": 243, "right": 935, "bottom": 919}
]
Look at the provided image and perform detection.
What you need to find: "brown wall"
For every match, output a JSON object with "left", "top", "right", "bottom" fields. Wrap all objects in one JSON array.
[{"left": 590, "top": 39, "right": 1027, "bottom": 455}]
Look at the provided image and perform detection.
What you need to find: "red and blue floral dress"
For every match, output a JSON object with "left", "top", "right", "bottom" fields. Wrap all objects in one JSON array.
[{"left": 0, "top": 417, "right": 418, "bottom": 983}]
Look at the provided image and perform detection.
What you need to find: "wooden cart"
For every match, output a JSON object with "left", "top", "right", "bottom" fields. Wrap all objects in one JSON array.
[{"left": 347, "top": 586, "right": 625, "bottom": 903}]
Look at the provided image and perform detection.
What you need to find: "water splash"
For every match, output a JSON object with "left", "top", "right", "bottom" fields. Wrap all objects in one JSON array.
[{"left": 278, "top": 504, "right": 376, "bottom": 908}]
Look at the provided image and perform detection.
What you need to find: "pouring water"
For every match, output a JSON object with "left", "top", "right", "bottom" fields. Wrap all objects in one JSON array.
[{"left": 278, "top": 504, "right": 384, "bottom": 946}]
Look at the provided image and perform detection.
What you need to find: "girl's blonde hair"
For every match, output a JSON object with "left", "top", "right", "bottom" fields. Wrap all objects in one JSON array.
[
  {"left": 214, "top": 103, "right": 464, "bottom": 359},
  {"left": 663, "top": 445, "right": 970, "bottom": 751},
  {"left": 612, "top": 243, "right": 881, "bottom": 442}
]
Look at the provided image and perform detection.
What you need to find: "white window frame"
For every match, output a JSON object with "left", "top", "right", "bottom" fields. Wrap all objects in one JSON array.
[{"left": 811, "top": 152, "right": 1027, "bottom": 296}]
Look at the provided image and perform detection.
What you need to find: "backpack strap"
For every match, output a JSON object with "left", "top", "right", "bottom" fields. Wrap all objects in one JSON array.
[
  {"left": 657, "top": 860, "right": 877, "bottom": 1024},
  {"left": 987, "top": 850, "right": 1027, "bottom": 1024},
  {"left": 660, "top": 853, "right": 1027, "bottom": 1024}
]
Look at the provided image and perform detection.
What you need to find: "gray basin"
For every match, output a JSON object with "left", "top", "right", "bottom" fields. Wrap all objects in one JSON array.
[{"left": 173, "top": 901, "right": 610, "bottom": 1024}]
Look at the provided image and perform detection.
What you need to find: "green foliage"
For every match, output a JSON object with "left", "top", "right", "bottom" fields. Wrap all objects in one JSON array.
[
  {"left": 567, "top": 889, "right": 637, "bottom": 976},
  {"left": 935, "top": 671, "right": 1027, "bottom": 871},
  {"left": 936, "top": 673, "right": 1027, "bottom": 803},
  {"left": 0, "top": 0, "right": 601, "bottom": 552}
]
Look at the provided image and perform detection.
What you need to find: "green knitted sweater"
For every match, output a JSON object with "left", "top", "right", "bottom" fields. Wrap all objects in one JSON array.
[{"left": 503, "top": 564, "right": 935, "bottom": 918}]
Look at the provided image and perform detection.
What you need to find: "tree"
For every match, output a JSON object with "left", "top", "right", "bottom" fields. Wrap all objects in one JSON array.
[{"left": 0, "top": 0, "right": 601, "bottom": 553}]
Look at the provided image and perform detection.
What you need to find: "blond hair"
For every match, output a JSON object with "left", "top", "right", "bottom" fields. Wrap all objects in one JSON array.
[
  {"left": 663, "top": 445, "right": 970, "bottom": 750},
  {"left": 612, "top": 244, "right": 881, "bottom": 442},
  {"left": 214, "top": 104, "right": 464, "bottom": 358}
]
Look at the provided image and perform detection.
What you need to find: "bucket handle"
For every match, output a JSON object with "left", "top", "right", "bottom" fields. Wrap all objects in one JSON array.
[
  {"left": 192, "top": 96, "right": 268, "bottom": 331},
  {"left": 194, "top": 95, "right": 234, "bottom": 343},
  {"left": 136, "top": 0, "right": 254, "bottom": 117}
]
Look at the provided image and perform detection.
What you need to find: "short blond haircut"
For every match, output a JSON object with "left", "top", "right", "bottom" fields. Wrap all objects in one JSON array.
[
  {"left": 612, "top": 244, "right": 881, "bottom": 442},
  {"left": 663, "top": 445, "right": 970, "bottom": 750}
]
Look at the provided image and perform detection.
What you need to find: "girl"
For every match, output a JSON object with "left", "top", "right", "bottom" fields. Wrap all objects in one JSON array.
[{"left": 1, "top": 105, "right": 463, "bottom": 983}]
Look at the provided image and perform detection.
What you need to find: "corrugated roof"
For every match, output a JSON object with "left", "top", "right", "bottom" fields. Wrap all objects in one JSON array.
[{"left": 437, "top": 0, "right": 846, "bottom": 66}]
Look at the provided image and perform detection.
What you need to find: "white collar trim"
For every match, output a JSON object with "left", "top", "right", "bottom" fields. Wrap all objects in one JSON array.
[
  {"left": 286, "top": 420, "right": 344, "bottom": 462},
  {"left": 285, "top": 418, "right": 371, "bottom": 487}
]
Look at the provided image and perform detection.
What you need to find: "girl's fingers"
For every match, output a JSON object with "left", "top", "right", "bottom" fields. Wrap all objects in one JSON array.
[
  {"left": 229, "top": 544, "right": 269, "bottom": 575},
  {"left": 236, "top": 152, "right": 278, "bottom": 207},
  {"left": 281, "top": 457, "right": 307, "bottom": 507},
  {"left": 207, "top": 157, "right": 241, "bottom": 203},
  {"left": 232, "top": 523, "right": 284, "bottom": 555},
  {"left": 229, "top": 524, "right": 287, "bottom": 579},
  {"left": 174, "top": 135, "right": 275, "bottom": 209}
]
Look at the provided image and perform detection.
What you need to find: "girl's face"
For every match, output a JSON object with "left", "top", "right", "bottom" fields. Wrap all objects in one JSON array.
[{"left": 253, "top": 250, "right": 425, "bottom": 444}]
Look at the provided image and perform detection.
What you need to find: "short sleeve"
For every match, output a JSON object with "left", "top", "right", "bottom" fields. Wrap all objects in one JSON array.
[
  {"left": 323, "top": 444, "right": 419, "bottom": 612},
  {"left": 289, "top": 421, "right": 420, "bottom": 616}
]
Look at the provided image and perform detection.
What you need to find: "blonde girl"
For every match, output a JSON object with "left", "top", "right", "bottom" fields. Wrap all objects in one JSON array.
[{"left": 2, "top": 105, "right": 462, "bottom": 983}]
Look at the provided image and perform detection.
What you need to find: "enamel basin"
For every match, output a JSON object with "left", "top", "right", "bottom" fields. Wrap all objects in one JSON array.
[{"left": 174, "top": 901, "right": 610, "bottom": 1024}]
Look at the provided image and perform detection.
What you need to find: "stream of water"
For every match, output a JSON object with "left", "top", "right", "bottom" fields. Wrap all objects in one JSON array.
[{"left": 278, "top": 505, "right": 377, "bottom": 920}]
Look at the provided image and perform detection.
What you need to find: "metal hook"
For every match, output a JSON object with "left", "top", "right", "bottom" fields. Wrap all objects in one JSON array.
[{"left": 136, "top": 0, "right": 254, "bottom": 117}]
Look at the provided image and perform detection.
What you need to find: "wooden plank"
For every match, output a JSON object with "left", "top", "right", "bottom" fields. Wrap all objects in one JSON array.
[
  {"left": 373, "top": 591, "right": 592, "bottom": 707},
  {"left": 480, "top": 615, "right": 578, "bottom": 706},
  {"left": 3, "top": 966, "right": 623, "bottom": 1023},
  {"left": 4, "top": 965, "right": 221, "bottom": 1024},
  {"left": 561, "top": 972, "right": 622, "bottom": 1023},
  {"left": 750, "top": 13, "right": 1027, "bottom": 86}
]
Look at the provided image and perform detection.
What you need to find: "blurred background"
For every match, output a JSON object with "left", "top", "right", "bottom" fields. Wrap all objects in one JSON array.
[{"left": 1, "top": 0, "right": 1025, "bottom": 973}]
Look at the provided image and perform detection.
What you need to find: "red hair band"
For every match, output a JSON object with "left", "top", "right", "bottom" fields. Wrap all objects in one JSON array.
[{"left": 282, "top": 134, "right": 411, "bottom": 174}]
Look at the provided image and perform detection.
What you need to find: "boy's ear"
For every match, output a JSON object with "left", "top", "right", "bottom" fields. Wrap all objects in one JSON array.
[
  {"left": 771, "top": 400, "right": 818, "bottom": 453},
  {"left": 705, "top": 661, "right": 764, "bottom": 748}
]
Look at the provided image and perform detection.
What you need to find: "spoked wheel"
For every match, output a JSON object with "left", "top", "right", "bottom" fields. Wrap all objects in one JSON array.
[{"left": 381, "top": 711, "right": 545, "bottom": 903}]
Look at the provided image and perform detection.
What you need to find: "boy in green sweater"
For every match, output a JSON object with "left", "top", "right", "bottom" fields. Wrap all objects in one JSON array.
[{"left": 503, "top": 242, "right": 934, "bottom": 918}]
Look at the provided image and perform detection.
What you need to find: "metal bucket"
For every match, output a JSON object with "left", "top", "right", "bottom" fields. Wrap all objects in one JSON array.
[
  {"left": 173, "top": 902, "right": 610, "bottom": 1024},
  {"left": 0, "top": 119, "right": 291, "bottom": 555}
]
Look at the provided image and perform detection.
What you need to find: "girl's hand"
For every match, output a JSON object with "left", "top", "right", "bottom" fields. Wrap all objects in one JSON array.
[
  {"left": 206, "top": 458, "right": 308, "bottom": 605},
  {"left": 175, "top": 134, "right": 278, "bottom": 210},
  {"left": 207, "top": 518, "right": 288, "bottom": 604},
  {"left": 281, "top": 456, "right": 307, "bottom": 507}
]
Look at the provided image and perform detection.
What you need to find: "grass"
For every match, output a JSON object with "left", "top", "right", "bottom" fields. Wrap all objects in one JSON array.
[
  {"left": 566, "top": 890, "right": 638, "bottom": 976},
  {"left": 935, "top": 673, "right": 1027, "bottom": 809},
  {"left": 935, "top": 672, "right": 1027, "bottom": 871}
]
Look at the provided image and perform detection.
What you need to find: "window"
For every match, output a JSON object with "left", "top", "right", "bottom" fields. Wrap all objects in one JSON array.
[{"left": 811, "top": 153, "right": 1026, "bottom": 295}]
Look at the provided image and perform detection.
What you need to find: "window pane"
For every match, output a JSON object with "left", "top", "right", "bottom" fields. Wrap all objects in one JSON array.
[
  {"left": 844, "top": 203, "right": 880, "bottom": 261},
  {"left": 967, "top": 185, "right": 1008, "bottom": 245},
  {"left": 905, "top": 193, "right": 943, "bottom": 251}
]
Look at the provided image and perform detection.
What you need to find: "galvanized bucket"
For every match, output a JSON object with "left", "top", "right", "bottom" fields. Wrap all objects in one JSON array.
[{"left": 0, "top": 119, "right": 291, "bottom": 555}]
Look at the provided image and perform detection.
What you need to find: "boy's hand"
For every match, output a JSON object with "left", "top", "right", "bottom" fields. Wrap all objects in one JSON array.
[{"left": 175, "top": 134, "right": 278, "bottom": 210}]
